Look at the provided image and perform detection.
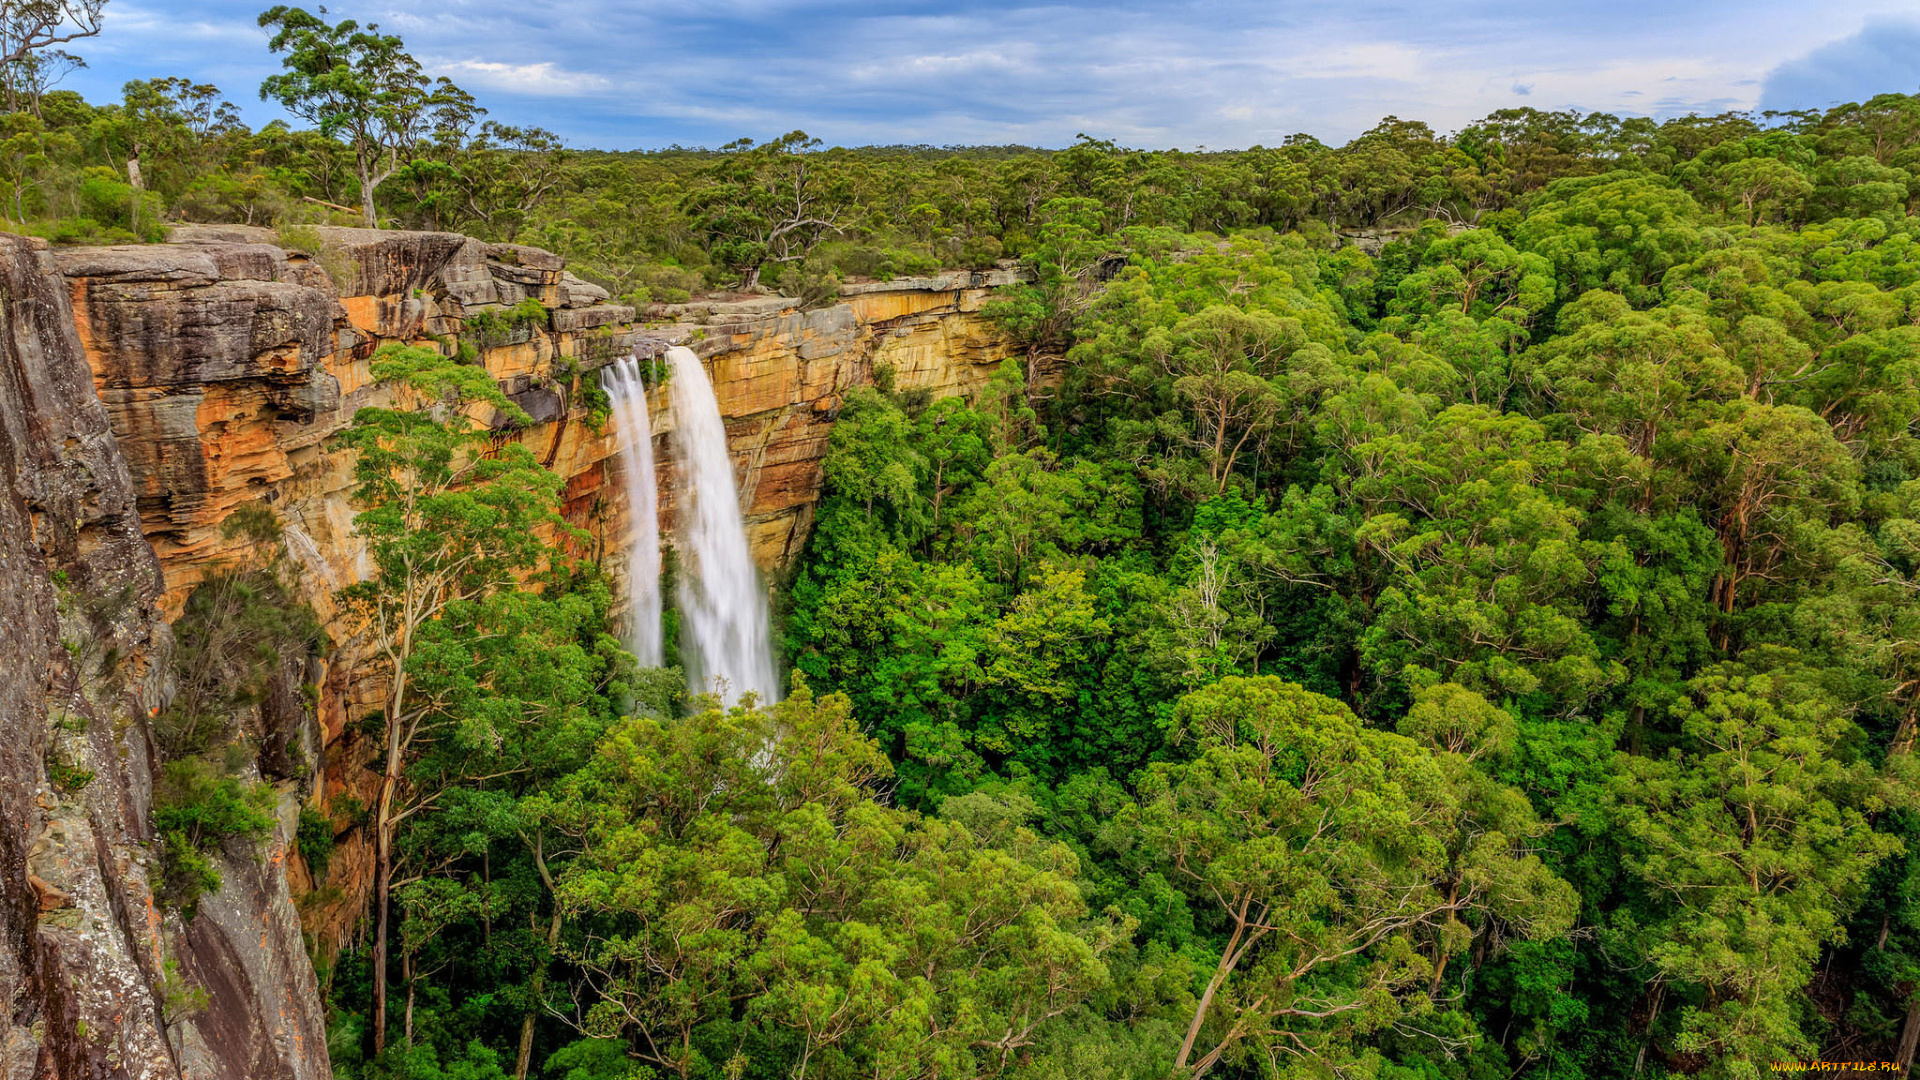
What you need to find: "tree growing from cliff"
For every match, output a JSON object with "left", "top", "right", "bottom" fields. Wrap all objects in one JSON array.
[
  {"left": 258, "top": 6, "right": 471, "bottom": 228},
  {"left": 982, "top": 196, "right": 1110, "bottom": 390},
  {"left": 337, "top": 343, "right": 598, "bottom": 1054}
]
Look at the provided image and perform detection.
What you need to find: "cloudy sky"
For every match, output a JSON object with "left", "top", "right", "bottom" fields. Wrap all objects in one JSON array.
[{"left": 54, "top": 0, "right": 1920, "bottom": 150}]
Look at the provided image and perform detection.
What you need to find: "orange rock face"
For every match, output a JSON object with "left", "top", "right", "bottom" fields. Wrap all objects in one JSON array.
[
  {"left": 61, "top": 230, "right": 1019, "bottom": 615},
  {"left": 651, "top": 268, "right": 1022, "bottom": 565},
  {"left": 55, "top": 227, "right": 639, "bottom": 615}
]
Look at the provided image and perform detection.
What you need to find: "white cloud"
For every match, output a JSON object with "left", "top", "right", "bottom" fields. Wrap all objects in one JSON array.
[
  {"left": 54, "top": 0, "right": 1920, "bottom": 150},
  {"left": 849, "top": 49, "right": 1038, "bottom": 81},
  {"left": 429, "top": 59, "right": 611, "bottom": 96}
]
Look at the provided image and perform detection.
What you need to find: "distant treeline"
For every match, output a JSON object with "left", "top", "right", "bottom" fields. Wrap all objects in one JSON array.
[{"left": 0, "top": 8, "right": 1913, "bottom": 305}]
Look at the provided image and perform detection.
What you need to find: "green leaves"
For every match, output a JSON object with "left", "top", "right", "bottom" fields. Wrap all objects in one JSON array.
[
  {"left": 152, "top": 758, "right": 278, "bottom": 918},
  {"left": 1341, "top": 404, "right": 1622, "bottom": 702},
  {"left": 1609, "top": 659, "right": 1903, "bottom": 1070},
  {"left": 1137, "top": 676, "right": 1574, "bottom": 1074},
  {"left": 553, "top": 684, "right": 1112, "bottom": 1078},
  {"left": 1392, "top": 227, "right": 1554, "bottom": 327},
  {"left": 1516, "top": 172, "right": 1710, "bottom": 307},
  {"left": 258, "top": 5, "right": 472, "bottom": 226},
  {"left": 679, "top": 130, "right": 851, "bottom": 287},
  {"left": 822, "top": 387, "right": 926, "bottom": 536},
  {"left": 1716, "top": 157, "right": 1815, "bottom": 226}
]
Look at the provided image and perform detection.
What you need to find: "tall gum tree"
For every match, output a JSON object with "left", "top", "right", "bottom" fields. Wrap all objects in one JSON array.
[
  {"left": 1609, "top": 658, "right": 1903, "bottom": 1073},
  {"left": 258, "top": 5, "right": 470, "bottom": 228},
  {"left": 1133, "top": 676, "right": 1574, "bottom": 1076},
  {"left": 335, "top": 344, "right": 570, "bottom": 1051}
]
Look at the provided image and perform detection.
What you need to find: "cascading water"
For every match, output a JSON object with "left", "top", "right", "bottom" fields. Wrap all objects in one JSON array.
[
  {"left": 605, "top": 352, "right": 663, "bottom": 667},
  {"left": 666, "top": 345, "right": 779, "bottom": 703}
]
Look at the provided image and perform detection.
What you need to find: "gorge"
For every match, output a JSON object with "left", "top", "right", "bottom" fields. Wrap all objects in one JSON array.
[
  {"left": 9, "top": 27, "right": 1919, "bottom": 1065},
  {"left": 0, "top": 224, "right": 1021, "bottom": 1080}
]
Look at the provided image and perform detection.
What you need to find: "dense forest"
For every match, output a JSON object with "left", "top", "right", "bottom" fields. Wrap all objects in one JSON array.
[{"left": 14, "top": 1, "right": 1920, "bottom": 1078}]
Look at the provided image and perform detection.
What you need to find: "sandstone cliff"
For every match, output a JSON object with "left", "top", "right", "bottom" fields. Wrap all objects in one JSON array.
[
  {"left": 0, "top": 218, "right": 1020, "bottom": 1077},
  {"left": 41, "top": 224, "right": 1019, "bottom": 968},
  {"left": 61, "top": 227, "right": 1020, "bottom": 610},
  {"left": 0, "top": 233, "right": 327, "bottom": 1080},
  {"left": 649, "top": 269, "right": 1022, "bottom": 563}
]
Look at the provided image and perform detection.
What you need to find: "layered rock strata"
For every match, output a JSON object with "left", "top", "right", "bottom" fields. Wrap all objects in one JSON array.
[
  {"left": 60, "top": 228, "right": 1020, "bottom": 608},
  {"left": 0, "top": 233, "right": 328, "bottom": 1080},
  {"left": 648, "top": 268, "right": 1022, "bottom": 562}
]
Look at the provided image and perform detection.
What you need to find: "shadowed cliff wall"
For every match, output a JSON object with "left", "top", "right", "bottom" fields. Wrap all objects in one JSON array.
[{"left": 0, "top": 232, "right": 328, "bottom": 1080}]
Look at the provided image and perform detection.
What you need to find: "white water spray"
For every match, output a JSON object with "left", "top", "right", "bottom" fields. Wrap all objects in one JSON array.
[
  {"left": 605, "top": 353, "right": 663, "bottom": 666},
  {"left": 666, "top": 345, "right": 779, "bottom": 703}
]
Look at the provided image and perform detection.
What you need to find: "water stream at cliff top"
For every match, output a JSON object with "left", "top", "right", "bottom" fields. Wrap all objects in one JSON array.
[
  {"left": 666, "top": 345, "right": 779, "bottom": 704},
  {"left": 605, "top": 352, "right": 663, "bottom": 667}
]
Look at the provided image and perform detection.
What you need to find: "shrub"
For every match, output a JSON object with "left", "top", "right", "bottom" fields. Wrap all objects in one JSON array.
[
  {"left": 464, "top": 298, "right": 551, "bottom": 349},
  {"left": 152, "top": 758, "right": 277, "bottom": 918},
  {"left": 44, "top": 749, "right": 93, "bottom": 793},
  {"left": 175, "top": 172, "right": 290, "bottom": 226},
  {"left": 74, "top": 166, "right": 165, "bottom": 242},
  {"left": 825, "top": 242, "right": 895, "bottom": 280},
  {"left": 273, "top": 224, "right": 356, "bottom": 290},
  {"left": 158, "top": 959, "right": 210, "bottom": 1024},
  {"left": 766, "top": 255, "right": 840, "bottom": 308},
  {"left": 295, "top": 805, "right": 335, "bottom": 881},
  {"left": 966, "top": 233, "right": 1005, "bottom": 268},
  {"left": 158, "top": 540, "right": 322, "bottom": 758}
]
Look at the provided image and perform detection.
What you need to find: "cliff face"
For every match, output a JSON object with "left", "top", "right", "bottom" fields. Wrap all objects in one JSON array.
[
  {"left": 649, "top": 270, "right": 1021, "bottom": 563},
  {"left": 60, "top": 228, "right": 1018, "bottom": 610},
  {"left": 49, "top": 226, "right": 649, "bottom": 962},
  {"left": 42, "top": 225, "right": 1019, "bottom": 968},
  {"left": 56, "top": 226, "right": 641, "bottom": 621},
  {"left": 0, "top": 233, "right": 327, "bottom": 1080},
  {"left": 0, "top": 221, "right": 1017, "bottom": 1077}
]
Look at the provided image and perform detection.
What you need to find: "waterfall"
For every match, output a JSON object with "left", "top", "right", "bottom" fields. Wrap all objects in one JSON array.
[
  {"left": 605, "top": 352, "right": 663, "bottom": 666},
  {"left": 666, "top": 345, "right": 779, "bottom": 704}
]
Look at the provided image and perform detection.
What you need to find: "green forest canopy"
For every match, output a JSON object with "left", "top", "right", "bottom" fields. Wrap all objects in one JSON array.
[{"left": 26, "top": 3, "right": 1920, "bottom": 1078}]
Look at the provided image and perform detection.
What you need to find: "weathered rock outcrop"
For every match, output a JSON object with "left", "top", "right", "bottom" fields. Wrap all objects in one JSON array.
[
  {"left": 0, "top": 233, "right": 327, "bottom": 1080},
  {"left": 57, "top": 226, "right": 642, "bottom": 618}
]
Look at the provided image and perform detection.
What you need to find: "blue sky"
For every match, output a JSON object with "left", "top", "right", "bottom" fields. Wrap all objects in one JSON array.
[{"left": 54, "top": 0, "right": 1920, "bottom": 150}]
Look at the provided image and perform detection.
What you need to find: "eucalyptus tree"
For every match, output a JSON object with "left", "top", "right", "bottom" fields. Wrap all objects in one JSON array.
[
  {"left": 258, "top": 5, "right": 473, "bottom": 228},
  {"left": 336, "top": 344, "right": 595, "bottom": 1052},
  {"left": 1135, "top": 676, "right": 1574, "bottom": 1076},
  {"left": 0, "top": 0, "right": 104, "bottom": 67},
  {"left": 681, "top": 130, "right": 851, "bottom": 288}
]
